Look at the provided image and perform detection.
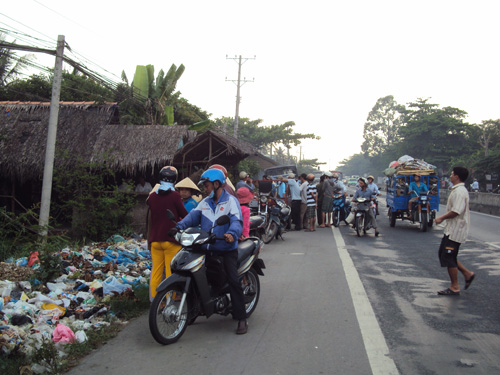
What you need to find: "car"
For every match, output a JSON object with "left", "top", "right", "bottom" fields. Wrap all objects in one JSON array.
[{"left": 348, "top": 178, "right": 358, "bottom": 187}]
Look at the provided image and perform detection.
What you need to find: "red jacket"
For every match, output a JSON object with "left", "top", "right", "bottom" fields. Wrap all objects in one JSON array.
[{"left": 147, "top": 190, "right": 188, "bottom": 243}]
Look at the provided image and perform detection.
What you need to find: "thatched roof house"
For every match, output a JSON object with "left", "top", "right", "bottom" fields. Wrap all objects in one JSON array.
[{"left": 0, "top": 102, "right": 198, "bottom": 182}]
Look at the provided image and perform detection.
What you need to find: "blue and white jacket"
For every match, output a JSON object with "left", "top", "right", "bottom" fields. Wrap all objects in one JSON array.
[{"left": 177, "top": 189, "right": 243, "bottom": 251}]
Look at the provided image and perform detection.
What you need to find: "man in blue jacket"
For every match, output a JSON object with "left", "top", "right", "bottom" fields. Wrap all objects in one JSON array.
[{"left": 176, "top": 168, "right": 248, "bottom": 334}]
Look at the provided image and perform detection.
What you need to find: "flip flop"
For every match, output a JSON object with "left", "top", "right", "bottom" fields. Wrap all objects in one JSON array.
[
  {"left": 304, "top": 229, "right": 312, "bottom": 232},
  {"left": 437, "top": 288, "right": 460, "bottom": 296},
  {"left": 465, "top": 274, "right": 475, "bottom": 290}
]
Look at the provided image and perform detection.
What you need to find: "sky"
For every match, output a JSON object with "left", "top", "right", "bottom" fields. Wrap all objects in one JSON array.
[{"left": 2, "top": 0, "right": 500, "bottom": 170}]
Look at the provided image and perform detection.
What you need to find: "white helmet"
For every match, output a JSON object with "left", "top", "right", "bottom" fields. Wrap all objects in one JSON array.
[
  {"left": 239, "top": 171, "right": 248, "bottom": 179},
  {"left": 324, "top": 171, "right": 333, "bottom": 177}
]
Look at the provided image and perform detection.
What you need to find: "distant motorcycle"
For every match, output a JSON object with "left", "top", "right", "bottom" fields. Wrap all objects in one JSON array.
[{"left": 332, "top": 193, "right": 347, "bottom": 227}]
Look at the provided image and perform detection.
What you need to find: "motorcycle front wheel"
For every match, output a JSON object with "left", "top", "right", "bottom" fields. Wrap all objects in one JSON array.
[
  {"left": 243, "top": 268, "right": 260, "bottom": 317},
  {"left": 355, "top": 215, "right": 363, "bottom": 237},
  {"left": 149, "top": 286, "right": 188, "bottom": 345},
  {"left": 420, "top": 212, "right": 428, "bottom": 232},
  {"left": 262, "top": 221, "right": 278, "bottom": 244}
]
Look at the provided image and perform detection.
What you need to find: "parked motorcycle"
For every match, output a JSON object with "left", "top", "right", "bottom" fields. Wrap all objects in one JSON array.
[
  {"left": 352, "top": 197, "right": 372, "bottom": 237},
  {"left": 149, "top": 213, "right": 265, "bottom": 345},
  {"left": 332, "top": 193, "right": 347, "bottom": 227}
]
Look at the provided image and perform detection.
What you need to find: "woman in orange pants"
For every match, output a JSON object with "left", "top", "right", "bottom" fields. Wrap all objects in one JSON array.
[{"left": 147, "top": 166, "right": 188, "bottom": 300}]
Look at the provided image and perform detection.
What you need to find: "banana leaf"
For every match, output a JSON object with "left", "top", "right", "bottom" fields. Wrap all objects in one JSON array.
[
  {"left": 164, "top": 105, "right": 174, "bottom": 125},
  {"left": 132, "top": 65, "right": 153, "bottom": 100},
  {"left": 188, "top": 119, "right": 210, "bottom": 131}
]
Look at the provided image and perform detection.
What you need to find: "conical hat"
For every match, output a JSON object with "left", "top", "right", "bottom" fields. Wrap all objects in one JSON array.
[
  {"left": 175, "top": 177, "right": 201, "bottom": 192},
  {"left": 226, "top": 178, "right": 236, "bottom": 191}
]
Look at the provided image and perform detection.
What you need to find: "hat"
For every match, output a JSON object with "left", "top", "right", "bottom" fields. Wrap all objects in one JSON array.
[
  {"left": 175, "top": 177, "right": 201, "bottom": 192},
  {"left": 239, "top": 171, "right": 248, "bottom": 179},
  {"left": 236, "top": 186, "right": 254, "bottom": 204},
  {"left": 288, "top": 173, "right": 295, "bottom": 179},
  {"left": 367, "top": 175, "right": 374, "bottom": 180},
  {"left": 324, "top": 171, "right": 333, "bottom": 177},
  {"left": 277, "top": 175, "right": 283, "bottom": 180}
]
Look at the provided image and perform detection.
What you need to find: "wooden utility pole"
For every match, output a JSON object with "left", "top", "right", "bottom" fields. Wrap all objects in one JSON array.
[
  {"left": 225, "top": 55, "right": 255, "bottom": 138},
  {"left": 39, "top": 35, "right": 65, "bottom": 236}
]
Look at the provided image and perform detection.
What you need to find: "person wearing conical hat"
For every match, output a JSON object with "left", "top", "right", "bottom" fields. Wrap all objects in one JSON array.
[{"left": 175, "top": 177, "right": 201, "bottom": 213}]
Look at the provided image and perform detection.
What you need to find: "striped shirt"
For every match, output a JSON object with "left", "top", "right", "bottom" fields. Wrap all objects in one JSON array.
[
  {"left": 307, "top": 184, "right": 317, "bottom": 206},
  {"left": 444, "top": 183, "right": 470, "bottom": 243}
]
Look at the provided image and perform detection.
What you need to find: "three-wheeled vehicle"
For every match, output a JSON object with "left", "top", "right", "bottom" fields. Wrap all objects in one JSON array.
[{"left": 386, "top": 171, "right": 440, "bottom": 232}]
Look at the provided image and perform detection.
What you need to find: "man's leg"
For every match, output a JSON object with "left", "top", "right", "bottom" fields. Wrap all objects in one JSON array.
[{"left": 447, "top": 267, "right": 460, "bottom": 291}]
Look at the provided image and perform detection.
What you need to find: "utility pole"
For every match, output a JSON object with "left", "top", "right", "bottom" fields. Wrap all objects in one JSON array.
[
  {"left": 225, "top": 55, "right": 255, "bottom": 138},
  {"left": 39, "top": 35, "right": 65, "bottom": 236}
]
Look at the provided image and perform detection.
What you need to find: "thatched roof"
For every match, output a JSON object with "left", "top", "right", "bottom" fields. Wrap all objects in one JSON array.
[
  {"left": 173, "top": 130, "right": 256, "bottom": 167},
  {"left": 0, "top": 102, "right": 196, "bottom": 182},
  {"left": 92, "top": 125, "right": 197, "bottom": 174}
]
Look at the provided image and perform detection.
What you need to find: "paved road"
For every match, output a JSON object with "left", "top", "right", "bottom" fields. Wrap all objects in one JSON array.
[{"left": 67, "top": 198, "right": 500, "bottom": 375}]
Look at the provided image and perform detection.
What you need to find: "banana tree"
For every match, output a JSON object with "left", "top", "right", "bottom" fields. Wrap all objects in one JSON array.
[{"left": 131, "top": 63, "right": 185, "bottom": 125}]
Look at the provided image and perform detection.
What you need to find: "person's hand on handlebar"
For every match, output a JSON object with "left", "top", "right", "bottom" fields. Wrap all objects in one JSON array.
[
  {"left": 224, "top": 233, "right": 235, "bottom": 243},
  {"left": 168, "top": 227, "right": 178, "bottom": 237}
]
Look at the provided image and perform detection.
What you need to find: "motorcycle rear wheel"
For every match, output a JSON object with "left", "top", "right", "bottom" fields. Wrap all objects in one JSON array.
[
  {"left": 149, "top": 286, "right": 188, "bottom": 345},
  {"left": 332, "top": 210, "right": 340, "bottom": 227},
  {"left": 262, "top": 221, "right": 278, "bottom": 244},
  {"left": 243, "top": 268, "right": 260, "bottom": 317},
  {"left": 355, "top": 215, "right": 363, "bottom": 237}
]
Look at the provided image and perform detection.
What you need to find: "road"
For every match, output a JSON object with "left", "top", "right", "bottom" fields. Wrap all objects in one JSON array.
[{"left": 68, "top": 198, "right": 500, "bottom": 375}]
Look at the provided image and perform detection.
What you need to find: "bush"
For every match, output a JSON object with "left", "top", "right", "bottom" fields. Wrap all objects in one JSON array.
[
  {"left": 52, "top": 150, "right": 135, "bottom": 241},
  {"left": 0, "top": 206, "right": 69, "bottom": 262}
]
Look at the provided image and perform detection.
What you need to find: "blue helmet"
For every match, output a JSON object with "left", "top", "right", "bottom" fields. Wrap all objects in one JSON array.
[{"left": 199, "top": 169, "right": 226, "bottom": 186}]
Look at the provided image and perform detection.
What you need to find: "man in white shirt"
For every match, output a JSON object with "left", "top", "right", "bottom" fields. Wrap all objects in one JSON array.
[
  {"left": 135, "top": 176, "right": 153, "bottom": 193},
  {"left": 299, "top": 174, "right": 309, "bottom": 230},
  {"left": 435, "top": 166, "right": 475, "bottom": 296}
]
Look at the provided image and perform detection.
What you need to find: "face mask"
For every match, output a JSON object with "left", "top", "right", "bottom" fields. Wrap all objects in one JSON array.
[
  {"left": 208, "top": 190, "right": 215, "bottom": 199},
  {"left": 157, "top": 181, "right": 175, "bottom": 192}
]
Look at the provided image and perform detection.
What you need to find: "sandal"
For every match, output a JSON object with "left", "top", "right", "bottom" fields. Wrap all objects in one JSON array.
[
  {"left": 437, "top": 288, "right": 460, "bottom": 296},
  {"left": 304, "top": 229, "right": 312, "bottom": 232},
  {"left": 465, "top": 274, "right": 475, "bottom": 290}
]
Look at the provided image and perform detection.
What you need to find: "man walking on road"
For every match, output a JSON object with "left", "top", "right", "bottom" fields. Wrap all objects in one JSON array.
[{"left": 435, "top": 166, "right": 475, "bottom": 296}]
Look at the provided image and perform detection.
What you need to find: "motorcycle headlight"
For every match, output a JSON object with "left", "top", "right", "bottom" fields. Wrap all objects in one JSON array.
[
  {"left": 179, "top": 232, "right": 200, "bottom": 246},
  {"left": 260, "top": 195, "right": 268, "bottom": 204}
]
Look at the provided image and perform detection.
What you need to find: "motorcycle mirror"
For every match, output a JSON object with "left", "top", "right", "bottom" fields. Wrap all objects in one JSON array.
[
  {"left": 166, "top": 209, "right": 176, "bottom": 222},
  {"left": 216, "top": 215, "right": 230, "bottom": 226}
]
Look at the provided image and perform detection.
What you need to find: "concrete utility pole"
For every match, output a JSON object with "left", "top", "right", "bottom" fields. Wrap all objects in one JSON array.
[
  {"left": 39, "top": 35, "right": 65, "bottom": 236},
  {"left": 225, "top": 55, "right": 255, "bottom": 138}
]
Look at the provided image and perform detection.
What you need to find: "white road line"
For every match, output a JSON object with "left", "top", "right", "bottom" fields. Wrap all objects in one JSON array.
[
  {"left": 331, "top": 226, "right": 399, "bottom": 375},
  {"left": 487, "top": 242, "right": 500, "bottom": 250}
]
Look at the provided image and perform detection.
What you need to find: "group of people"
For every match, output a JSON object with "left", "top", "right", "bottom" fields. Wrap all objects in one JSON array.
[{"left": 146, "top": 165, "right": 260, "bottom": 335}]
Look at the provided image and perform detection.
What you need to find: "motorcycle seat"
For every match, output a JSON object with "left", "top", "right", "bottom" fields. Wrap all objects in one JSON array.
[
  {"left": 249, "top": 215, "right": 264, "bottom": 229},
  {"left": 237, "top": 239, "right": 256, "bottom": 263}
]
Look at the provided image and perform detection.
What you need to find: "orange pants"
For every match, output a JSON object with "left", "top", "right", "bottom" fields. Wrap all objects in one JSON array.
[{"left": 150, "top": 241, "right": 181, "bottom": 300}]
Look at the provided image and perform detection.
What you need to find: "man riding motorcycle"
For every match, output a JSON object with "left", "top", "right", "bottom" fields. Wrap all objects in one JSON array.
[
  {"left": 172, "top": 168, "right": 248, "bottom": 334},
  {"left": 367, "top": 175, "right": 381, "bottom": 215},
  {"left": 352, "top": 177, "right": 380, "bottom": 237}
]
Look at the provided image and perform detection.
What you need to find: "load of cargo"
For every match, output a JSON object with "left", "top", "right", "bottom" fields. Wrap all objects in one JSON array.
[{"left": 383, "top": 155, "right": 436, "bottom": 177}]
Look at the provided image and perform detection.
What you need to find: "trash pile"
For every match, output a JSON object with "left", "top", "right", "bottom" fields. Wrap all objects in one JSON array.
[
  {"left": 384, "top": 155, "right": 436, "bottom": 176},
  {"left": 0, "top": 235, "right": 151, "bottom": 371}
]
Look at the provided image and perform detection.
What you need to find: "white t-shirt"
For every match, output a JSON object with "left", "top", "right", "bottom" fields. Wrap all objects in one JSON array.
[{"left": 135, "top": 182, "right": 153, "bottom": 193}]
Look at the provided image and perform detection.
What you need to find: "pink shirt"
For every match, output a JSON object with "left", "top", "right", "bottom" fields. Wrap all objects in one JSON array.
[{"left": 240, "top": 205, "right": 250, "bottom": 237}]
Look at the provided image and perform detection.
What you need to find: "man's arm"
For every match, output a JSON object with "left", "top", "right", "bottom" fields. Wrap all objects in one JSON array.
[{"left": 435, "top": 211, "right": 458, "bottom": 225}]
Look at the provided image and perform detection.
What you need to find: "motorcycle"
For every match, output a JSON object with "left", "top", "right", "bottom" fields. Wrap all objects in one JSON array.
[
  {"left": 408, "top": 190, "right": 434, "bottom": 232},
  {"left": 331, "top": 193, "right": 347, "bottom": 227},
  {"left": 352, "top": 197, "right": 372, "bottom": 237},
  {"left": 268, "top": 196, "right": 291, "bottom": 240},
  {"left": 149, "top": 212, "right": 265, "bottom": 345}
]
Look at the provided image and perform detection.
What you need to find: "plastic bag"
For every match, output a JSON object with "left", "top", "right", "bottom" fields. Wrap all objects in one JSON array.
[
  {"left": 103, "top": 276, "right": 132, "bottom": 295},
  {"left": 52, "top": 323, "right": 76, "bottom": 344},
  {"left": 398, "top": 155, "right": 414, "bottom": 163}
]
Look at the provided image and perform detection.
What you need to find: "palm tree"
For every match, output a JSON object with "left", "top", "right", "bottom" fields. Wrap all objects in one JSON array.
[{"left": 0, "top": 33, "right": 34, "bottom": 86}]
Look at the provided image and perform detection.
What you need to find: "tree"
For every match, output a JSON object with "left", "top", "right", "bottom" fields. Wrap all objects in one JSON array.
[
  {"left": 213, "top": 117, "right": 319, "bottom": 163},
  {"left": 362, "top": 95, "right": 404, "bottom": 157},
  {"left": 0, "top": 33, "right": 34, "bottom": 86},
  {"left": 395, "top": 98, "right": 474, "bottom": 172},
  {"left": 476, "top": 119, "right": 500, "bottom": 157},
  {"left": 336, "top": 153, "right": 373, "bottom": 177},
  {"left": 297, "top": 158, "right": 326, "bottom": 174},
  {"left": 60, "top": 70, "right": 114, "bottom": 102}
]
